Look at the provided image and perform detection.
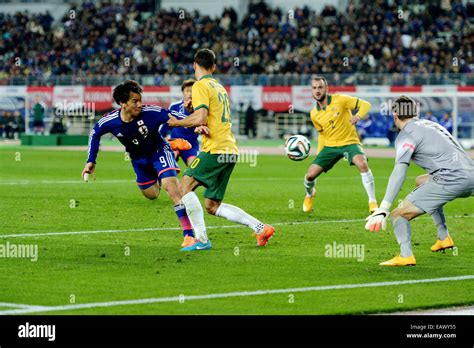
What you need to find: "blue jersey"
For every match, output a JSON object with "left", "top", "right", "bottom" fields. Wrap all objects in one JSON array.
[
  {"left": 159, "top": 100, "right": 198, "bottom": 143},
  {"left": 87, "top": 105, "right": 183, "bottom": 163}
]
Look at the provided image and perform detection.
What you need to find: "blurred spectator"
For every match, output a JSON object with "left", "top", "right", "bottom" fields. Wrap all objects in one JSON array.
[
  {"left": 4, "top": 111, "right": 19, "bottom": 139},
  {"left": 356, "top": 117, "right": 373, "bottom": 142},
  {"left": 387, "top": 124, "right": 399, "bottom": 147},
  {"left": 50, "top": 115, "right": 67, "bottom": 134},
  {"left": 245, "top": 103, "right": 257, "bottom": 138},
  {"left": 423, "top": 111, "right": 439, "bottom": 123},
  {"left": 0, "top": 1, "right": 472, "bottom": 78},
  {"left": 0, "top": 111, "right": 5, "bottom": 138},
  {"left": 439, "top": 112, "right": 453, "bottom": 133}
]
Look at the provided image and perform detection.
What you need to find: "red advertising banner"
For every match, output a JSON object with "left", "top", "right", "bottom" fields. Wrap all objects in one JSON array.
[
  {"left": 53, "top": 86, "right": 85, "bottom": 109},
  {"left": 291, "top": 86, "right": 313, "bottom": 112},
  {"left": 262, "top": 86, "right": 292, "bottom": 112},
  {"left": 142, "top": 86, "right": 171, "bottom": 107},
  {"left": 329, "top": 86, "right": 357, "bottom": 93},
  {"left": 84, "top": 86, "right": 112, "bottom": 111}
]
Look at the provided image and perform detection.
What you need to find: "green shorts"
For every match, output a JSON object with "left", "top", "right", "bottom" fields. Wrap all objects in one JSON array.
[
  {"left": 184, "top": 152, "right": 237, "bottom": 201},
  {"left": 313, "top": 144, "right": 365, "bottom": 172}
]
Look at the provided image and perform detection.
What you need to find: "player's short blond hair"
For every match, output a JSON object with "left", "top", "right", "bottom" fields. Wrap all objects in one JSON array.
[{"left": 311, "top": 75, "right": 328, "bottom": 87}]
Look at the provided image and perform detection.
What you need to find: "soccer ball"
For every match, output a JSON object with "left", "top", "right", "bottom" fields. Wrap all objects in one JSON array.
[{"left": 285, "top": 135, "right": 311, "bottom": 161}]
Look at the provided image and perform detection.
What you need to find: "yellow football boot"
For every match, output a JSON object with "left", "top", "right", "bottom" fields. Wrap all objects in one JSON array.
[
  {"left": 431, "top": 235, "right": 454, "bottom": 252},
  {"left": 303, "top": 189, "right": 316, "bottom": 212},
  {"left": 379, "top": 255, "right": 416, "bottom": 266}
]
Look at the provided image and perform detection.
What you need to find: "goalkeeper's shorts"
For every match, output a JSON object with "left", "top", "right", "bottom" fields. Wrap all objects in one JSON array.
[{"left": 406, "top": 174, "right": 474, "bottom": 214}]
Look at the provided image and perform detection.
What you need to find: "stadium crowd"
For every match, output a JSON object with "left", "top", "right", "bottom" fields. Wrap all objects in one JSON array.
[{"left": 0, "top": 0, "right": 473, "bottom": 79}]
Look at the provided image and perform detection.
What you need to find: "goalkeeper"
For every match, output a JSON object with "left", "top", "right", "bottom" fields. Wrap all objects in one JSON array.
[{"left": 365, "top": 96, "right": 474, "bottom": 266}]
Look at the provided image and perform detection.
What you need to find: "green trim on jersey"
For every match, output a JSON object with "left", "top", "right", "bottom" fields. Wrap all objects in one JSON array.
[
  {"left": 194, "top": 104, "right": 209, "bottom": 111},
  {"left": 316, "top": 94, "right": 332, "bottom": 111},
  {"left": 199, "top": 74, "right": 213, "bottom": 80}
]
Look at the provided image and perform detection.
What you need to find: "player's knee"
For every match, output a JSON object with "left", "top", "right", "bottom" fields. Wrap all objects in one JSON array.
[
  {"left": 205, "top": 201, "right": 219, "bottom": 215},
  {"left": 180, "top": 176, "right": 193, "bottom": 194},
  {"left": 356, "top": 160, "right": 369, "bottom": 172},
  {"left": 306, "top": 166, "right": 320, "bottom": 181},
  {"left": 142, "top": 188, "right": 159, "bottom": 200}
]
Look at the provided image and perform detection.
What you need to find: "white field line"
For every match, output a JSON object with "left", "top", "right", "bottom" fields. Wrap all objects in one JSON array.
[
  {"left": 0, "top": 218, "right": 365, "bottom": 238},
  {"left": 1, "top": 275, "right": 473, "bottom": 315},
  {"left": 0, "top": 302, "right": 49, "bottom": 310},
  {"left": 1, "top": 215, "right": 473, "bottom": 239},
  {"left": 0, "top": 176, "right": 416, "bottom": 185}
]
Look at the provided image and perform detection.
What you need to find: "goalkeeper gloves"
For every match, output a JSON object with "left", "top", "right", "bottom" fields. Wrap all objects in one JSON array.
[
  {"left": 169, "top": 138, "right": 192, "bottom": 151},
  {"left": 365, "top": 200, "right": 391, "bottom": 232}
]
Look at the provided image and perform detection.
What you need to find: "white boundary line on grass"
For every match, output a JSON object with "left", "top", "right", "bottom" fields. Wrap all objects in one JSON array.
[
  {"left": 0, "top": 275, "right": 473, "bottom": 315},
  {"left": 0, "top": 302, "right": 49, "bottom": 310},
  {"left": 1, "top": 215, "right": 473, "bottom": 239},
  {"left": 0, "top": 176, "right": 416, "bottom": 185},
  {"left": 0, "top": 218, "right": 365, "bottom": 238}
]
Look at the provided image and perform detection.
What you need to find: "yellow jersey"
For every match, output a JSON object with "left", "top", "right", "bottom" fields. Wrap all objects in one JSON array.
[
  {"left": 192, "top": 75, "right": 238, "bottom": 154},
  {"left": 310, "top": 94, "right": 371, "bottom": 148}
]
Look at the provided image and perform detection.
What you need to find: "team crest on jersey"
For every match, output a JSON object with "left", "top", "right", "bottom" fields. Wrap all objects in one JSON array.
[
  {"left": 137, "top": 120, "right": 149, "bottom": 138},
  {"left": 138, "top": 125, "right": 149, "bottom": 137}
]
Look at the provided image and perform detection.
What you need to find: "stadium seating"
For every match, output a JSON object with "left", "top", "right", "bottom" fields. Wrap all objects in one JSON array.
[{"left": 1, "top": 1, "right": 472, "bottom": 79}]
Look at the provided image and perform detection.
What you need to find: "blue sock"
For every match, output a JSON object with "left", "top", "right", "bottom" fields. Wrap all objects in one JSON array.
[{"left": 174, "top": 203, "right": 194, "bottom": 237}]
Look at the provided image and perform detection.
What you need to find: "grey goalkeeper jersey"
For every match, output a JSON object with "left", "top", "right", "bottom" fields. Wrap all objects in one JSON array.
[{"left": 395, "top": 119, "right": 474, "bottom": 185}]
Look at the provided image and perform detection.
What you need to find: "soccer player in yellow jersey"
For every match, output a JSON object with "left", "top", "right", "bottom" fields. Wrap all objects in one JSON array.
[
  {"left": 303, "top": 76, "right": 378, "bottom": 213},
  {"left": 167, "top": 48, "right": 275, "bottom": 251}
]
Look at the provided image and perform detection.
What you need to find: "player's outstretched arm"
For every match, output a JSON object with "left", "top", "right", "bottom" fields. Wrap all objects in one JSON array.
[
  {"left": 82, "top": 122, "right": 106, "bottom": 181},
  {"left": 365, "top": 163, "right": 409, "bottom": 231},
  {"left": 167, "top": 108, "right": 208, "bottom": 128}
]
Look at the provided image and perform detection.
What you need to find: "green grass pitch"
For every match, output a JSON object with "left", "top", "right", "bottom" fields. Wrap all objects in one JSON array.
[{"left": 0, "top": 146, "right": 473, "bottom": 315}]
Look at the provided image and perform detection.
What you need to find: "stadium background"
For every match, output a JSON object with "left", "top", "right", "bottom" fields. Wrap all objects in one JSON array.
[
  {"left": 0, "top": 0, "right": 474, "bottom": 320},
  {"left": 0, "top": 0, "right": 473, "bottom": 148}
]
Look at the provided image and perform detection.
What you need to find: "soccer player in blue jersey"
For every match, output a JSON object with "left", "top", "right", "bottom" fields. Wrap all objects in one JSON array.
[
  {"left": 81, "top": 80, "right": 201, "bottom": 248},
  {"left": 159, "top": 79, "right": 199, "bottom": 167}
]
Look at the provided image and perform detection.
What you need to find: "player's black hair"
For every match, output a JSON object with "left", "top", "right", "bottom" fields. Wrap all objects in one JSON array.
[
  {"left": 311, "top": 75, "right": 328, "bottom": 87},
  {"left": 181, "top": 79, "right": 196, "bottom": 91},
  {"left": 194, "top": 49, "right": 217, "bottom": 70},
  {"left": 113, "top": 80, "right": 143, "bottom": 105},
  {"left": 392, "top": 95, "right": 418, "bottom": 120}
]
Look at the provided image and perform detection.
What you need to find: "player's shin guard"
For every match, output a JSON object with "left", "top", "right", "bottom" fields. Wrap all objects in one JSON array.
[
  {"left": 181, "top": 192, "right": 208, "bottom": 242},
  {"left": 215, "top": 203, "right": 264, "bottom": 234},
  {"left": 393, "top": 216, "right": 413, "bottom": 257},
  {"left": 174, "top": 203, "right": 194, "bottom": 237},
  {"left": 360, "top": 169, "right": 376, "bottom": 202},
  {"left": 431, "top": 207, "right": 448, "bottom": 240},
  {"left": 304, "top": 175, "right": 316, "bottom": 197}
]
